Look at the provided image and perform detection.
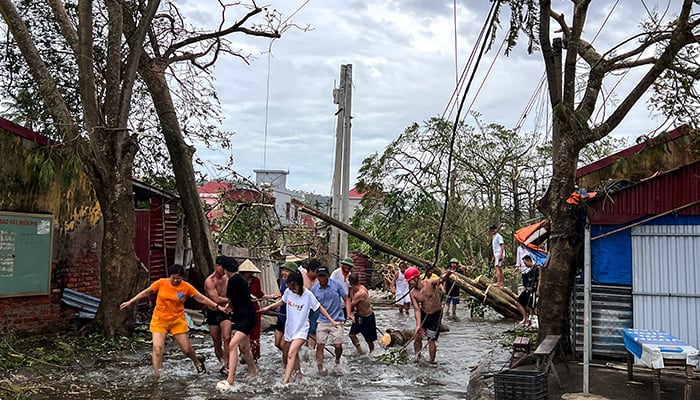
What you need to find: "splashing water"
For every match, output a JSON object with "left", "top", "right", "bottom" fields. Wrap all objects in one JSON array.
[{"left": 30, "top": 307, "right": 512, "bottom": 399}]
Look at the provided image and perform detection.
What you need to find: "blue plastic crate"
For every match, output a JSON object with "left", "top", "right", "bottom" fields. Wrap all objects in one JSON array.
[{"left": 494, "top": 369, "right": 548, "bottom": 400}]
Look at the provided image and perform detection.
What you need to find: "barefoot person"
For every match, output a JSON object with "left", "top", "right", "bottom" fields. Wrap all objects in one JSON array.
[
  {"left": 273, "top": 261, "right": 297, "bottom": 368},
  {"left": 490, "top": 223, "right": 505, "bottom": 287},
  {"left": 303, "top": 259, "right": 321, "bottom": 350},
  {"left": 120, "top": 264, "right": 224, "bottom": 380},
  {"left": 406, "top": 266, "right": 452, "bottom": 364},
  {"left": 204, "top": 255, "right": 233, "bottom": 374},
  {"left": 348, "top": 273, "right": 377, "bottom": 355},
  {"left": 217, "top": 258, "right": 259, "bottom": 389},
  {"left": 311, "top": 265, "right": 350, "bottom": 373},
  {"left": 260, "top": 271, "right": 341, "bottom": 384},
  {"left": 442, "top": 258, "right": 462, "bottom": 320},
  {"left": 239, "top": 259, "right": 270, "bottom": 360},
  {"left": 393, "top": 261, "right": 411, "bottom": 315}
]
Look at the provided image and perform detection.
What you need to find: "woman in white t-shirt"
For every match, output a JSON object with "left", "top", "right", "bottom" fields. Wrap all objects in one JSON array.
[{"left": 261, "top": 271, "right": 341, "bottom": 384}]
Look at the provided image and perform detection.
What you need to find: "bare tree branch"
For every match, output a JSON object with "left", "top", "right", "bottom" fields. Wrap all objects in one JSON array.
[
  {"left": 588, "top": 0, "right": 697, "bottom": 143},
  {"left": 163, "top": 4, "right": 279, "bottom": 62},
  {"left": 47, "top": 0, "right": 79, "bottom": 54},
  {"left": 0, "top": 0, "right": 79, "bottom": 140}
]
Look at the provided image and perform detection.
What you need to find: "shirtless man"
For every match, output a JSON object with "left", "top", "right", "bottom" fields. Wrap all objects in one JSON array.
[
  {"left": 406, "top": 266, "right": 452, "bottom": 364},
  {"left": 205, "top": 255, "right": 233, "bottom": 374},
  {"left": 348, "top": 273, "right": 376, "bottom": 355}
]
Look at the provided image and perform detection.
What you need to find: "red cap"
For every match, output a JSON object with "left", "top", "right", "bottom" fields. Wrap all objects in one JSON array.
[{"left": 404, "top": 267, "right": 420, "bottom": 282}]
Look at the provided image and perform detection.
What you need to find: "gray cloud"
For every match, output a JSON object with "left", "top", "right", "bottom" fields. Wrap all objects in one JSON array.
[{"left": 188, "top": 1, "right": 675, "bottom": 194}]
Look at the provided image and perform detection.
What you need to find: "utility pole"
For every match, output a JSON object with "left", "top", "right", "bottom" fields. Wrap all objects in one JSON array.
[{"left": 330, "top": 64, "right": 352, "bottom": 268}]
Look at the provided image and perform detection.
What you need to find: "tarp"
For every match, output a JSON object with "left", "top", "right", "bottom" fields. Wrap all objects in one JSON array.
[{"left": 514, "top": 220, "right": 549, "bottom": 266}]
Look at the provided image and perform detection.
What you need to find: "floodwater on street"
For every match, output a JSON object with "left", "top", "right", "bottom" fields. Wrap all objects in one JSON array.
[{"left": 27, "top": 305, "right": 514, "bottom": 400}]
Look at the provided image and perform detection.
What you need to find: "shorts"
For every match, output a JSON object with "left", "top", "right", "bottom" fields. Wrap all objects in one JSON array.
[
  {"left": 445, "top": 296, "right": 460, "bottom": 305},
  {"left": 205, "top": 309, "right": 228, "bottom": 326},
  {"left": 349, "top": 312, "right": 377, "bottom": 342},
  {"left": 149, "top": 315, "right": 188, "bottom": 335},
  {"left": 231, "top": 311, "right": 256, "bottom": 335},
  {"left": 395, "top": 290, "right": 411, "bottom": 305},
  {"left": 315, "top": 321, "right": 344, "bottom": 345},
  {"left": 419, "top": 310, "right": 441, "bottom": 342},
  {"left": 308, "top": 309, "right": 320, "bottom": 335},
  {"left": 275, "top": 318, "right": 286, "bottom": 333},
  {"left": 517, "top": 290, "right": 535, "bottom": 309}
]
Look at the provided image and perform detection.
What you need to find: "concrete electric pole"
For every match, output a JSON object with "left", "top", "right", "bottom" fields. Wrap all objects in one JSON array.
[{"left": 330, "top": 64, "right": 352, "bottom": 267}]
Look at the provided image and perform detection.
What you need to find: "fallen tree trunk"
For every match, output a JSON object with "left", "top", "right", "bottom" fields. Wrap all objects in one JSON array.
[
  {"left": 292, "top": 198, "right": 521, "bottom": 320},
  {"left": 378, "top": 325, "right": 451, "bottom": 347}
]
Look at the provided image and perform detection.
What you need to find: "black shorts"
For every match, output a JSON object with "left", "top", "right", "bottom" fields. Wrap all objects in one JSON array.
[
  {"left": 420, "top": 310, "right": 441, "bottom": 341},
  {"left": 349, "top": 312, "right": 377, "bottom": 342},
  {"left": 518, "top": 290, "right": 535, "bottom": 308},
  {"left": 275, "top": 318, "right": 286, "bottom": 333},
  {"left": 231, "top": 311, "right": 256, "bottom": 335},
  {"left": 206, "top": 309, "right": 228, "bottom": 326}
]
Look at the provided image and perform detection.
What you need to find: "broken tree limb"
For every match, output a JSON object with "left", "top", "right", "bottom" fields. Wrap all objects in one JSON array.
[
  {"left": 292, "top": 198, "right": 431, "bottom": 268},
  {"left": 292, "top": 198, "right": 521, "bottom": 320}
]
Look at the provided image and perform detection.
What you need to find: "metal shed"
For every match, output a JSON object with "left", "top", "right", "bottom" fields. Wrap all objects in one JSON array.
[{"left": 576, "top": 157, "right": 700, "bottom": 358}]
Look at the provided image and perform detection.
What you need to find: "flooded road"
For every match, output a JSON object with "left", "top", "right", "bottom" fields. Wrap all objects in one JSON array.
[{"left": 30, "top": 306, "right": 513, "bottom": 399}]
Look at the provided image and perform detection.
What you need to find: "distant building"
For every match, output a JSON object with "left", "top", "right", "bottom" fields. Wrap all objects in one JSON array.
[
  {"left": 348, "top": 187, "right": 365, "bottom": 219},
  {"left": 254, "top": 169, "right": 307, "bottom": 226},
  {"left": 198, "top": 181, "right": 269, "bottom": 220}
]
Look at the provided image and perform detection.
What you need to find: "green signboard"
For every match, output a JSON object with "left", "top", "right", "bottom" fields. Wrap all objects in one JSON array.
[{"left": 0, "top": 211, "right": 53, "bottom": 297}]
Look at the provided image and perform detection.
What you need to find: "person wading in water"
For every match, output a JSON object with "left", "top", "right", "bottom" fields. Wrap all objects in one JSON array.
[{"left": 406, "top": 266, "right": 452, "bottom": 365}]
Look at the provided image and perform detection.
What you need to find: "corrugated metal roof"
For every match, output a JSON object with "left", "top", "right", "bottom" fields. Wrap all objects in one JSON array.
[{"left": 587, "top": 160, "right": 700, "bottom": 225}]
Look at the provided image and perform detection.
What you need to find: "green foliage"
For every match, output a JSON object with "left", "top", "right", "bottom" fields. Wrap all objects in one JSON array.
[
  {"left": 209, "top": 181, "right": 278, "bottom": 248},
  {"left": 0, "top": 0, "right": 233, "bottom": 180},
  {"left": 376, "top": 346, "right": 410, "bottom": 365},
  {"left": 24, "top": 145, "right": 84, "bottom": 189},
  {"left": 494, "top": 0, "right": 539, "bottom": 55},
  {"left": 648, "top": 22, "right": 700, "bottom": 130},
  {"left": 0, "top": 328, "right": 151, "bottom": 400},
  {"left": 351, "top": 117, "right": 548, "bottom": 267},
  {"left": 0, "top": 329, "right": 135, "bottom": 373},
  {"left": 0, "top": 0, "right": 83, "bottom": 140}
]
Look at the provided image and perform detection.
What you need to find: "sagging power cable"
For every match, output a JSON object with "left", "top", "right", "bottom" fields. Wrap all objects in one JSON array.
[{"left": 432, "top": 0, "right": 501, "bottom": 268}]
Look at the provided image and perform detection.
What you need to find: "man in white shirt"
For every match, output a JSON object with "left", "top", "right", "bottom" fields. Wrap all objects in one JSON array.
[
  {"left": 490, "top": 224, "right": 505, "bottom": 287},
  {"left": 330, "top": 257, "right": 354, "bottom": 294}
]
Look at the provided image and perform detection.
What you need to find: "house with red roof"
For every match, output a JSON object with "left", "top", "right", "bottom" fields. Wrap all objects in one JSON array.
[{"left": 348, "top": 187, "right": 365, "bottom": 219}]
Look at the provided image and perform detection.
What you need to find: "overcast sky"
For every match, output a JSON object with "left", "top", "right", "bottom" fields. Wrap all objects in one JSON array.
[{"left": 179, "top": 1, "right": 676, "bottom": 195}]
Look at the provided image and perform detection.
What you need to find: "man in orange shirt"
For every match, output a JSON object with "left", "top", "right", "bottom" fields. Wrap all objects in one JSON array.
[{"left": 121, "top": 264, "right": 223, "bottom": 380}]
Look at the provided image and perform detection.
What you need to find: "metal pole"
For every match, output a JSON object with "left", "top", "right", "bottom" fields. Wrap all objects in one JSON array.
[{"left": 583, "top": 218, "right": 591, "bottom": 394}]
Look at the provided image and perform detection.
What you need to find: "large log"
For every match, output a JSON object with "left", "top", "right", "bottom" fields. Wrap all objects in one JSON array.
[
  {"left": 378, "top": 325, "right": 451, "bottom": 347},
  {"left": 292, "top": 198, "right": 521, "bottom": 320}
]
